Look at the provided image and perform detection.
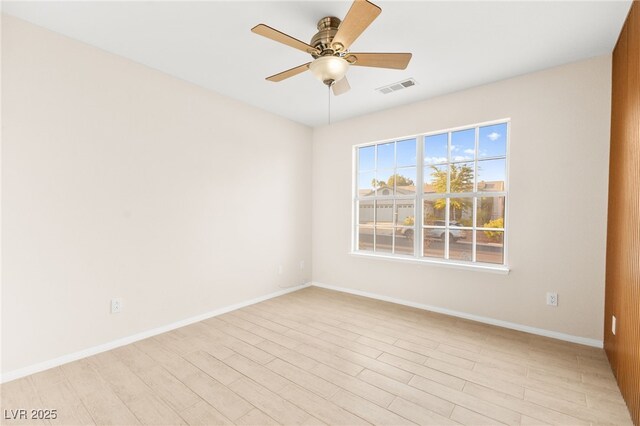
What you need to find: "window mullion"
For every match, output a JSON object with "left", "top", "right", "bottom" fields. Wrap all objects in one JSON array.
[
  {"left": 416, "top": 135, "right": 424, "bottom": 258},
  {"left": 445, "top": 197, "right": 450, "bottom": 260},
  {"left": 373, "top": 200, "right": 377, "bottom": 252},
  {"left": 373, "top": 145, "right": 378, "bottom": 251},
  {"left": 474, "top": 126, "right": 479, "bottom": 193},
  {"left": 473, "top": 126, "right": 479, "bottom": 262},
  {"left": 447, "top": 132, "right": 452, "bottom": 193},
  {"left": 392, "top": 199, "right": 396, "bottom": 254},
  {"left": 472, "top": 196, "right": 477, "bottom": 262},
  {"left": 354, "top": 148, "right": 358, "bottom": 252},
  {"left": 392, "top": 141, "right": 397, "bottom": 255}
]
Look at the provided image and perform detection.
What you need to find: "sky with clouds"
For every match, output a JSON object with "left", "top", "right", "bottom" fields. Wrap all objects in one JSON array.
[{"left": 358, "top": 123, "right": 507, "bottom": 191}]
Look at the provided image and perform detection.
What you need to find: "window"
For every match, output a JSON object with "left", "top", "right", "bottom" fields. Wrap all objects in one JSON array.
[{"left": 354, "top": 120, "right": 508, "bottom": 268}]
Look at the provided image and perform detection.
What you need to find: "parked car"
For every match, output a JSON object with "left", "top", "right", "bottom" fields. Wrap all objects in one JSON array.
[
  {"left": 426, "top": 220, "right": 467, "bottom": 242},
  {"left": 401, "top": 228, "right": 414, "bottom": 241},
  {"left": 401, "top": 220, "right": 468, "bottom": 242}
]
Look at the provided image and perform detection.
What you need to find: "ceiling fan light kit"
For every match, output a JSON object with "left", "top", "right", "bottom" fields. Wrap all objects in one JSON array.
[
  {"left": 251, "top": 0, "right": 412, "bottom": 96},
  {"left": 308, "top": 56, "right": 349, "bottom": 86}
]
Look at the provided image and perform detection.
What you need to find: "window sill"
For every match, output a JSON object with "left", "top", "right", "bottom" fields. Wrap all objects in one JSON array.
[{"left": 348, "top": 251, "right": 510, "bottom": 274}]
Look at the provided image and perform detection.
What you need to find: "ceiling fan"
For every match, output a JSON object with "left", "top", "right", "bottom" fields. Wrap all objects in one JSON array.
[{"left": 251, "top": 0, "right": 412, "bottom": 96}]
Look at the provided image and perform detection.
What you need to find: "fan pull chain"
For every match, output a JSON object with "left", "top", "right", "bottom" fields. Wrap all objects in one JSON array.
[{"left": 328, "top": 84, "right": 331, "bottom": 125}]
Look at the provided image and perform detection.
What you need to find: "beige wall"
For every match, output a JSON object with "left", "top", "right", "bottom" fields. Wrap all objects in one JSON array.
[
  {"left": 312, "top": 56, "right": 612, "bottom": 341},
  {"left": 1, "top": 16, "right": 312, "bottom": 374}
]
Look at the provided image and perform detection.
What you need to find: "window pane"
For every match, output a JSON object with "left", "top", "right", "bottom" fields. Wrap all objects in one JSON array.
[
  {"left": 358, "top": 227, "right": 374, "bottom": 251},
  {"left": 358, "top": 200, "right": 375, "bottom": 225},
  {"left": 424, "top": 134, "right": 448, "bottom": 165},
  {"left": 376, "top": 200, "right": 394, "bottom": 226},
  {"left": 423, "top": 199, "right": 446, "bottom": 226},
  {"left": 396, "top": 200, "right": 415, "bottom": 226},
  {"left": 451, "top": 128, "right": 475, "bottom": 162},
  {"left": 449, "top": 197, "right": 473, "bottom": 227},
  {"left": 358, "top": 145, "right": 375, "bottom": 171},
  {"left": 476, "top": 230, "right": 504, "bottom": 264},
  {"left": 450, "top": 162, "right": 474, "bottom": 193},
  {"left": 397, "top": 139, "right": 417, "bottom": 167},
  {"left": 395, "top": 227, "right": 414, "bottom": 255},
  {"left": 358, "top": 200, "right": 375, "bottom": 251},
  {"left": 477, "top": 196, "right": 506, "bottom": 228},
  {"left": 477, "top": 159, "right": 506, "bottom": 192},
  {"left": 394, "top": 167, "right": 416, "bottom": 195},
  {"left": 377, "top": 142, "right": 395, "bottom": 169},
  {"left": 375, "top": 227, "right": 393, "bottom": 253},
  {"left": 449, "top": 235, "right": 472, "bottom": 262},
  {"left": 358, "top": 171, "right": 376, "bottom": 197},
  {"left": 424, "top": 227, "right": 446, "bottom": 241},
  {"left": 396, "top": 199, "right": 415, "bottom": 255},
  {"left": 479, "top": 123, "right": 507, "bottom": 158},
  {"left": 374, "top": 169, "right": 394, "bottom": 196},
  {"left": 424, "top": 228, "right": 445, "bottom": 259},
  {"left": 424, "top": 164, "right": 447, "bottom": 194}
]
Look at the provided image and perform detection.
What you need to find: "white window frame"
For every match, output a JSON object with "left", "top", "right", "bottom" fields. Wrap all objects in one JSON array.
[{"left": 351, "top": 119, "right": 510, "bottom": 273}]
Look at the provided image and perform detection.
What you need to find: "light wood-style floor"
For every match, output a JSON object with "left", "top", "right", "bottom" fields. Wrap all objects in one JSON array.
[{"left": 0, "top": 287, "right": 633, "bottom": 426}]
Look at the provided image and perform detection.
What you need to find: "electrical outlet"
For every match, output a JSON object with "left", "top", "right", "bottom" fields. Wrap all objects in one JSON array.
[
  {"left": 278, "top": 265, "right": 283, "bottom": 275},
  {"left": 111, "top": 298, "right": 123, "bottom": 314},
  {"left": 612, "top": 315, "right": 616, "bottom": 335},
  {"left": 300, "top": 260, "right": 305, "bottom": 270},
  {"left": 546, "top": 292, "right": 558, "bottom": 307}
]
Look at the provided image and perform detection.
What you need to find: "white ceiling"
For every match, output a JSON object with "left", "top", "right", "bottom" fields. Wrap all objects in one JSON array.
[{"left": 3, "top": 1, "right": 632, "bottom": 127}]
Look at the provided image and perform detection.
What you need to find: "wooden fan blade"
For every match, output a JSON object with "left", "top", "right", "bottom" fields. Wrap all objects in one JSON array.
[
  {"left": 332, "top": 76, "right": 351, "bottom": 96},
  {"left": 332, "top": 0, "right": 381, "bottom": 51},
  {"left": 252, "top": 24, "right": 318, "bottom": 54},
  {"left": 266, "top": 63, "right": 311, "bottom": 82},
  {"left": 346, "top": 52, "right": 412, "bottom": 69}
]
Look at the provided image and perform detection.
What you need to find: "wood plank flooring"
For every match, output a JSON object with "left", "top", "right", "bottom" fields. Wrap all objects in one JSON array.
[{"left": 0, "top": 287, "right": 634, "bottom": 425}]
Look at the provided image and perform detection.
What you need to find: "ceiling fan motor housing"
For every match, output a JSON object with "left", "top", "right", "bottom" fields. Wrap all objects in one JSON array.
[{"left": 311, "top": 17, "right": 343, "bottom": 57}]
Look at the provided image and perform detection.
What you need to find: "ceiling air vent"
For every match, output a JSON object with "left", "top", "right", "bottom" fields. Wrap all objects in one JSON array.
[{"left": 376, "top": 78, "right": 417, "bottom": 94}]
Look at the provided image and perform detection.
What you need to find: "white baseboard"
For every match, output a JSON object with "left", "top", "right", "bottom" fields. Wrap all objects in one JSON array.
[
  {"left": 312, "top": 282, "right": 603, "bottom": 348},
  {"left": 2, "top": 279, "right": 602, "bottom": 383},
  {"left": 1, "top": 283, "right": 311, "bottom": 384}
]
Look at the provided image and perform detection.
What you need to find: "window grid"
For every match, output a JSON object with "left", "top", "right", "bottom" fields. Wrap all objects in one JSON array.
[
  {"left": 355, "top": 139, "right": 418, "bottom": 257},
  {"left": 354, "top": 119, "right": 509, "bottom": 267}
]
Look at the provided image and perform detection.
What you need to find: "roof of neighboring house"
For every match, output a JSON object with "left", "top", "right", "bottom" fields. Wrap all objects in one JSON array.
[{"left": 358, "top": 181, "right": 504, "bottom": 197}]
